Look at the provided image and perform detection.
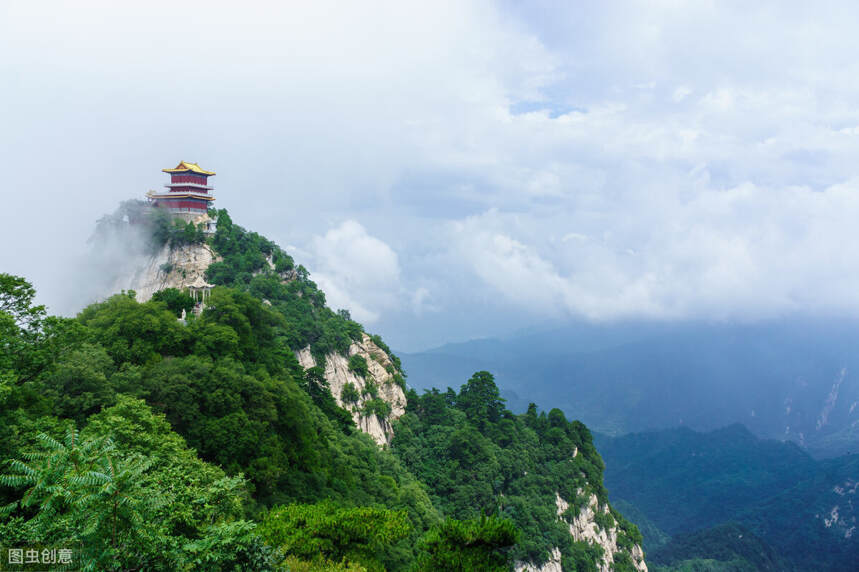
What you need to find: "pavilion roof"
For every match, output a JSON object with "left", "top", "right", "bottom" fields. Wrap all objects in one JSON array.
[
  {"left": 162, "top": 161, "right": 215, "bottom": 176},
  {"left": 188, "top": 276, "right": 214, "bottom": 289}
]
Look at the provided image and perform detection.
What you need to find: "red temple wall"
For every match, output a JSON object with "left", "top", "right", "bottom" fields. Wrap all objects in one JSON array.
[{"left": 170, "top": 174, "right": 209, "bottom": 185}]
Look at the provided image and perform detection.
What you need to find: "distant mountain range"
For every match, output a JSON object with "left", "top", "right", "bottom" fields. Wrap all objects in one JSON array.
[
  {"left": 595, "top": 424, "right": 859, "bottom": 571},
  {"left": 400, "top": 319, "right": 859, "bottom": 457}
]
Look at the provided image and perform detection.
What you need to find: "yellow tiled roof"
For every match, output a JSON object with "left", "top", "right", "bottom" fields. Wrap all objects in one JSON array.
[{"left": 162, "top": 161, "right": 215, "bottom": 175}]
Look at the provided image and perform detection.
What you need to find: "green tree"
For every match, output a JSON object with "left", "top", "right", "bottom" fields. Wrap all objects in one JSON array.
[
  {"left": 348, "top": 355, "right": 369, "bottom": 378},
  {"left": 415, "top": 515, "right": 518, "bottom": 572},
  {"left": 0, "top": 398, "right": 272, "bottom": 571},
  {"left": 39, "top": 343, "right": 115, "bottom": 422},
  {"left": 151, "top": 287, "right": 196, "bottom": 317},
  {"left": 363, "top": 398, "right": 393, "bottom": 419},
  {"left": 77, "top": 293, "right": 190, "bottom": 365},
  {"left": 0, "top": 273, "right": 45, "bottom": 329},
  {"left": 456, "top": 371, "right": 506, "bottom": 429},
  {"left": 0, "top": 427, "right": 157, "bottom": 569},
  {"left": 0, "top": 274, "right": 48, "bottom": 391},
  {"left": 391, "top": 373, "right": 642, "bottom": 567},
  {"left": 341, "top": 382, "right": 360, "bottom": 406},
  {"left": 260, "top": 502, "right": 411, "bottom": 571},
  {"left": 302, "top": 366, "right": 355, "bottom": 433}
]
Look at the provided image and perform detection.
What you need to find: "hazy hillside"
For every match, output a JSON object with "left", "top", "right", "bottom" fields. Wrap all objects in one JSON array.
[
  {"left": 648, "top": 523, "right": 794, "bottom": 572},
  {"left": 401, "top": 321, "right": 859, "bottom": 457},
  {"left": 595, "top": 425, "right": 859, "bottom": 571}
]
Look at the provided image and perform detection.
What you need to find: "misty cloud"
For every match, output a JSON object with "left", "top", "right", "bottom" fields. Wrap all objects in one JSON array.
[
  {"left": 307, "top": 220, "right": 403, "bottom": 324},
  {"left": 6, "top": 2, "right": 859, "bottom": 349},
  {"left": 447, "top": 180, "right": 859, "bottom": 322}
]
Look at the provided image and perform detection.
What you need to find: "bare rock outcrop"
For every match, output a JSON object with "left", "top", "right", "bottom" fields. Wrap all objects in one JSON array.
[
  {"left": 561, "top": 492, "right": 647, "bottom": 572},
  {"left": 514, "top": 548, "right": 563, "bottom": 572},
  {"left": 104, "top": 212, "right": 220, "bottom": 302},
  {"left": 296, "top": 333, "right": 407, "bottom": 446},
  {"left": 110, "top": 241, "right": 219, "bottom": 303},
  {"left": 515, "top": 493, "right": 647, "bottom": 572}
]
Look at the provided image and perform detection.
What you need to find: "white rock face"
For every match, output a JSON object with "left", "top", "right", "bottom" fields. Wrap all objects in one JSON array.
[
  {"left": 516, "top": 492, "right": 647, "bottom": 572},
  {"left": 109, "top": 240, "right": 220, "bottom": 302},
  {"left": 514, "top": 548, "right": 563, "bottom": 572},
  {"left": 562, "top": 492, "right": 647, "bottom": 572},
  {"left": 295, "top": 332, "right": 407, "bottom": 446}
]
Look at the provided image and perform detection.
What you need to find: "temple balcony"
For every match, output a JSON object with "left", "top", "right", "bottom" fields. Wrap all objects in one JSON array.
[{"left": 147, "top": 190, "right": 214, "bottom": 200}]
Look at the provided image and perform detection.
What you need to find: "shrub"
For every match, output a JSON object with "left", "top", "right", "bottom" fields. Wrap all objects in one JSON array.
[
  {"left": 362, "top": 380, "right": 378, "bottom": 399},
  {"left": 259, "top": 502, "right": 411, "bottom": 571},
  {"left": 416, "top": 516, "right": 518, "bottom": 572},
  {"left": 363, "top": 398, "right": 392, "bottom": 419},
  {"left": 340, "top": 383, "right": 360, "bottom": 405},
  {"left": 392, "top": 373, "right": 406, "bottom": 391},
  {"left": 348, "top": 355, "right": 369, "bottom": 378},
  {"left": 593, "top": 509, "right": 615, "bottom": 532},
  {"left": 151, "top": 288, "right": 195, "bottom": 318}
]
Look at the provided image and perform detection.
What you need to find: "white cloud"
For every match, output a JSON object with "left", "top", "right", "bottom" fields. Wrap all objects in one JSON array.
[
  {"left": 411, "top": 287, "right": 438, "bottom": 316},
  {"left": 447, "top": 178, "right": 859, "bottom": 322},
  {"left": 672, "top": 86, "right": 693, "bottom": 102},
  {"left": 307, "top": 220, "right": 401, "bottom": 324},
  {"left": 7, "top": 2, "right": 859, "bottom": 348}
]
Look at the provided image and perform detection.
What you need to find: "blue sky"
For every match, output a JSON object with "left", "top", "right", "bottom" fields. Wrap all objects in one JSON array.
[{"left": 4, "top": 1, "right": 859, "bottom": 350}]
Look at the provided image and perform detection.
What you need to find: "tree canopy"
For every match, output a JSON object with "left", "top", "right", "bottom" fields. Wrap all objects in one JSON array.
[{"left": 0, "top": 210, "right": 642, "bottom": 570}]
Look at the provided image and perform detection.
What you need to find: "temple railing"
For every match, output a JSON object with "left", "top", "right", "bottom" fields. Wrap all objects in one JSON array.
[{"left": 147, "top": 190, "right": 214, "bottom": 200}]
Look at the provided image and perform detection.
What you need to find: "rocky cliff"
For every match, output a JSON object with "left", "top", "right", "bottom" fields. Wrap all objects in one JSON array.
[
  {"left": 557, "top": 492, "right": 647, "bottom": 572},
  {"left": 296, "top": 333, "right": 407, "bottom": 446},
  {"left": 110, "top": 241, "right": 220, "bottom": 303},
  {"left": 513, "top": 491, "right": 648, "bottom": 572},
  {"left": 109, "top": 230, "right": 406, "bottom": 446}
]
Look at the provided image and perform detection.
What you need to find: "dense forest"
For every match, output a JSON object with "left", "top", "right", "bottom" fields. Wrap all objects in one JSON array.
[
  {"left": 0, "top": 206, "right": 642, "bottom": 571},
  {"left": 596, "top": 425, "right": 859, "bottom": 571},
  {"left": 394, "top": 378, "right": 642, "bottom": 569}
]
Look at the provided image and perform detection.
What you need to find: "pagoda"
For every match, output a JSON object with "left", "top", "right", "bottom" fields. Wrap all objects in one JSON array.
[{"left": 146, "top": 161, "right": 215, "bottom": 219}]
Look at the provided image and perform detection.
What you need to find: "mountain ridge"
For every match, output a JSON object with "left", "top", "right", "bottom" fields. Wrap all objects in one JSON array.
[
  {"left": 596, "top": 424, "right": 859, "bottom": 570},
  {"left": 402, "top": 321, "right": 859, "bottom": 457}
]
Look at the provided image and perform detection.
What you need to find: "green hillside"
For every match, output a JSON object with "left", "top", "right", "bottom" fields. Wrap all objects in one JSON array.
[
  {"left": 393, "top": 380, "right": 644, "bottom": 569},
  {"left": 648, "top": 523, "right": 794, "bottom": 571},
  {"left": 596, "top": 426, "right": 859, "bottom": 571},
  {"left": 0, "top": 207, "right": 643, "bottom": 571}
]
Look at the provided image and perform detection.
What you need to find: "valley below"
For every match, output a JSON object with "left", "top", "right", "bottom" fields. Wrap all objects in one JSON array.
[{"left": 402, "top": 323, "right": 859, "bottom": 569}]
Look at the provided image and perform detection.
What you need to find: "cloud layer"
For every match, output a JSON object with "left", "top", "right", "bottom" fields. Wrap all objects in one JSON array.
[
  {"left": 5, "top": 1, "right": 859, "bottom": 349},
  {"left": 308, "top": 221, "right": 402, "bottom": 324}
]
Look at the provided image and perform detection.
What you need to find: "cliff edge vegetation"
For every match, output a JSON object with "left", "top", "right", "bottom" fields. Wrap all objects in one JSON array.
[{"left": 0, "top": 205, "right": 644, "bottom": 570}]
